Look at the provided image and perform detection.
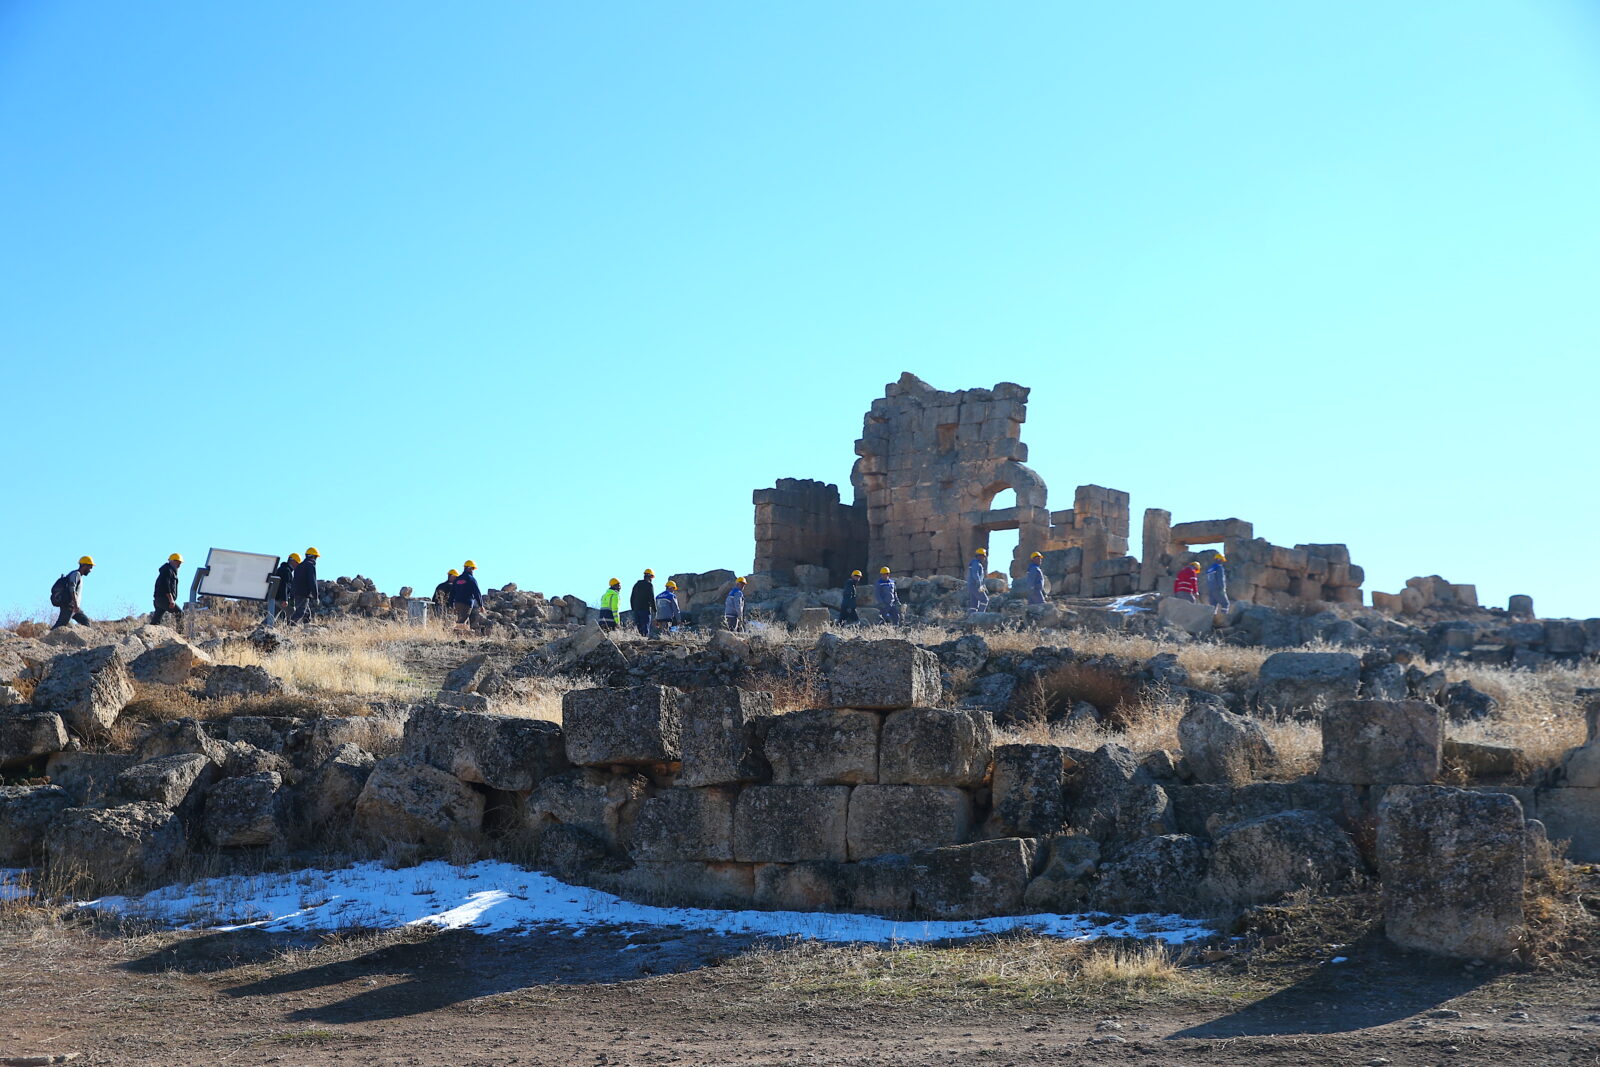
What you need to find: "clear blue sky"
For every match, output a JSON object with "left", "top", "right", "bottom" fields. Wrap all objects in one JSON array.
[{"left": 4, "top": 2, "right": 1597, "bottom": 621}]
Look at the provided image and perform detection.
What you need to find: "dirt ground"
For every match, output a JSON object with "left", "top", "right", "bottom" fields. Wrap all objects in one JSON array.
[{"left": 4, "top": 915, "right": 1600, "bottom": 1067}]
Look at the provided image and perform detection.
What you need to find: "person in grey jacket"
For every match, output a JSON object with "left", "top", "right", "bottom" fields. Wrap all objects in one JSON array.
[
  {"left": 1205, "top": 555, "right": 1230, "bottom": 613},
  {"left": 723, "top": 577, "right": 746, "bottom": 631},
  {"left": 1025, "top": 552, "right": 1047, "bottom": 605},
  {"left": 965, "top": 548, "right": 989, "bottom": 614},
  {"left": 874, "top": 567, "right": 902, "bottom": 625}
]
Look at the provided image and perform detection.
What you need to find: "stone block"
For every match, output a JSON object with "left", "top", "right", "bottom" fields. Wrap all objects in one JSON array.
[
  {"left": 353, "top": 758, "right": 486, "bottom": 849},
  {"left": 0, "top": 784, "right": 71, "bottom": 864},
  {"left": 1089, "top": 834, "right": 1208, "bottom": 913},
  {"left": 732, "top": 785, "right": 849, "bottom": 862},
  {"left": 1508, "top": 594, "right": 1534, "bottom": 617},
  {"left": 764, "top": 708, "right": 880, "bottom": 785},
  {"left": 828, "top": 639, "right": 941, "bottom": 710},
  {"left": 403, "top": 704, "right": 567, "bottom": 791},
  {"left": 31, "top": 646, "right": 133, "bottom": 739},
  {"left": 878, "top": 707, "right": 992, "bottom": 786},
  {"left": 1377, "top": 785, "right": 1525, "bottom": 960},
  {"left": 303, "top": 715, "right": 403, "bottom": 764},
  {"left": 911, "top": 837, "right": 1036, "bottom": 919},
  {"left": 0, "top": 709, "right": 68, "bottom": 769},
  {"left": 1444, "top": 739, "right": 1528, "bottom": 781},
  {"left": 44, "top": 751, "right": 136, "bottom": 806},
  {"left": 847, "top": 785, "right": 972, "bottom": 860},
  {"left": 526, "top": 769, "right": 644, "bottom": 850},
  {"left": 752, "top": 861, "right": 845, "bottom": 910},
  {"left": 47, "top": 802, "right": 182, "bottom": 891},
  {"left": 631, "top": 787, "right": 736, "bottom": 862},
  {"left": 1320, "top": 700, "right": 1442, "bottom": 785},
  {"left": 1167, "top": 781, "right": 1366, "bottom": 838},
  {"left": 1537, "top": 787, "right": 1600, "bottom": 861},
  {"left": 204, "top": 664, "right": 283, "bottom": 701},
  {"left": 618, "top": 861, "right": 756, "bottom": 907},
  {"left": 113, "top": 753, "right": 215, "bottom": 811},
  {"left": 1202, "top": 810, "right": 1361, "bottom": 906},
  {"left": 1257, "top": 651, "right": 1362, "bottom": 713},
  {"left": 1157, "top": 596, "right": 1216, "bottom": 635},
  {"left": 990, "top": 744, "right": 1069, "bottom": 837},
  {"left": 1178, "top": 703, "right": 1279, "bottom": 785},
  {"left": 301, "top": 742, "right": 376, "bottom": 830},
  {"left": 1022, "top": 834, "right": 1100, "bottom": 911},
  {"left": 795, "top": 607, "right": 833, "bottom": 632},
  {"left": 129, "top": 639, "right": 205, "bottom": 686},
  {"left": 677, "top": 687, "right": 774, "bottom": 787},
  {"left": 204, "top": 771, "right": 285, "bottom": 848},
  {"left": 562, "top": 685, "right": 682, "bottom": 766}
]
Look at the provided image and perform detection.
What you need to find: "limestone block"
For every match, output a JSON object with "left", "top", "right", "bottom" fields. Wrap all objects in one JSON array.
[
  {"left": 1371, "top": 591, "right": 1403, "bottom": 615},
  {"left": 1320, "top": 700, "right": 1442, "bottom": 785},
  {"left": 878, "top": 707, "right": 993, "bottom": 786},
  {"left": 795, "top": 607, "right": 832, "bottom": 632},
  {"left": 752, "top": 861, "right": 844, "bottom": 911},
  {"left": 403, "top": 704, "right": 567, "bottom": 791},
  {"left": 732, "top": 785, "right": 850, "bottom": 862},
  {"left": 0, "top": 784, "right": 71, "bottom": 864},
  {"left": 847, "top": 784, "right": 972, "bottom": 860},
  {"left": 1089, "top": 834, "right": 1208, "bottom": 913},
  {"left": 1444, "top": 739, "right": 1528, "bottom": 781},
  {"left": 911, "top": 837, "right": 1036, "bottom": 919},
  {"left": 1537, "top": 787, "right": 1600, "bottom": 861},
  {"left": 989, "top": 744, "right": 1068, "bottom": 836},
  {"left": 526, "top": 769, "right": 643, "bottom": 850},
  {"left": 304, "top": 715, "right": 403, "bottom": 765},
  {"left": 1167, "top": 781, "right": 1365, "bottom": 838},
  {"left": 1178, "top": 704, "right": 1279, "bottom": 785},
  {"left": 302, "top": 743, "right": 376, "bottom": 830},
  {"left": 204, "top": 771, "right": 285, "bottom": 848},
  {"left": 618, "top": 861, "right": 755, "bottom": 907},
  {"left": 44, "top": 752, "right": 136, "bottom": 806},
  {"left": 113, "top": 753, "right": 215, "bottom": 811},
  {"left": 0, "top": 709, "right": 68, "bottom": 769},
  {"left": 677, "top": 687, "right": 774, "bottom": 787},
  {"left": 129, "top": 639, "right": 204, "bottom": 686},
  {"left": 764, "top": 708, "right": 879, "bottom": 785},
  {"left": 1257, "top": 651, "right": 1361, "bottom": 713},
  {"left": 828, "top": 639, "right": 941, "bottom": 710},
  {"left": 47, "top": 802, "right": 182, "bottom": 891},
  {"left": 1158, "top": 596, "right": 1216, "bottom": 635},
  {"left": 1022, "top": 834, "right": 1099, "bottom": 911},
  {"left": 1202, "top": 810, "right": 1360, "bottom": 906},
  {"left": 631, "top": 787, "right": 737, "bottom": 862},
  {"left": 353, "top": 758, "right": 486, "bottom": 849},
  {"left": 31, "top": 646, "right": 133, "bottom": 739},
  {"left": 1377, "top": 785, "right": 1525, "bottom": 960},
  {"left": 1508, "top": 594, "right": 1534, "bottom": 617},
  {"left": 562, "top": 685, "right": 682, "bottom": 766}
]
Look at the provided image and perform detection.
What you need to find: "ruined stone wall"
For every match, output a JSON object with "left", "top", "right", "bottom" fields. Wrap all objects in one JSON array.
[{"left": 751, "top": 478, "right": 867, "bottom": 586}]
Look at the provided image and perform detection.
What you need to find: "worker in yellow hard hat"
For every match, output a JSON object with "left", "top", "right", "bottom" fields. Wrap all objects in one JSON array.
[
  {"left": 289, "top": 547, "right": 321, "bottom": 624},
  {"left": 630, "top": 570, "right": 656, "bottom": 637},
  {"left": 840, "top": 568, "right": 863, "bottom": 625},
  {"left": 724, "top": 576, "right": 747, "bottom": 632},
  {"left": 875, "top": 566, "right": 902, "bottom": 625},
  {"left": 266, "top": 553, "right": 298, "bottom": 625},
  {"left": 600, "top": 578, "right": 623, "bottom": 631},
  {"left": 966, "top": 547, "right": 990, "bottom": 615},
  {"left": 448, "top": 560, "right": 484, "bottom": 627},
  {"left": 1204, "top": 553, "right": 1230, "bottom": 615},
  {"left": 50, "top": 556, "right": 96, "bottom": 629},
  {"left": 432, "top": 568, "right": 460, "bottom": 615},
  {"left": 654, "top": 579, "right": 682, "bottom": 636},
  {"left": 151, "top": 553, "right": 185, "bottom": 627},
  {"left": 1025, "top": 550, "right": 1048, "bottom": 606}
]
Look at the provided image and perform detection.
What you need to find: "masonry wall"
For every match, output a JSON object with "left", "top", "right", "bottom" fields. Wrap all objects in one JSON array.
[{"left": 752, "top": 478, "right": 867, "bottom": 586}]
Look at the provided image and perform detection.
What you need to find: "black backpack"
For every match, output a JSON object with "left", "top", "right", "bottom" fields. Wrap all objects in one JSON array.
[{"left": 49, "top": 573, "right": 72, "bottom": 608}]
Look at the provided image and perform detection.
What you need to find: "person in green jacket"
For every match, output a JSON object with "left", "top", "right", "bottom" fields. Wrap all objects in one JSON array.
[{"left": 600, "top": 578, "right": 622, "bottom": 631}]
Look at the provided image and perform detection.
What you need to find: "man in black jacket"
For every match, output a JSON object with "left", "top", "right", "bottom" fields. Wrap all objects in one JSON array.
[
  {"left": 629, "top": 569, "right": 656, "bottom": 637},
  {"left": 267, "top": 553, "right": 297, "bottom": 624},
  {"left": 290, "top": 547, "right": 320, "bottom": 624},
  {"left": 151, "top": 553, "right": 184, "bottom": 626},
  {"left": 449, "top": 561, "right": 484, "bottom": 626}
]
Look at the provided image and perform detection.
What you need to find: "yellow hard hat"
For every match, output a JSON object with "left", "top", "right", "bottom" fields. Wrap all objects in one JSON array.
[
  {"left": 289, "top": 553, "right": 301, "bottom": 564},
  {"left": 735, "top": 576, "right": 747, "bottom": 585},
  {"left": 1030, "top": 552, "right": 1043, "bottom": 560},
  {"left": 168, "top": 553, "right": 184, "bottom": 563},
  {"left": 665, "top": 580, "right": 678, "bottom": 590},
  {"left": 1214, "top": 554, "right": 1227, "bottom": 563},
  {"left": 644, "top": 568, "right": 655, "bottom": 577},
  {"left": 306, "top": 547, "right": 320, "bottom": 558},
  {"left": 879, "top": 566, "right": 891, "bottom": 575},
  {"left": 850, "top": 570, "right": 862, "bottom": 578},
  {"left": 463, "top": 560, "right": 476, "bottom": 569},
  {"left": 975, "top": 547, "right": 987, "bottom": 555},
  {"left": 78, "top": 555, "right": 95, "bottom": 566},
  {"left": 1190, "top": 561, "right": 1202, "bottom": 570},
  {"left": 449, "top": 569, "right": 460, "bottom": 577},
  {"left": 609, "top": 578, "right": 620, "bottom": 588}
]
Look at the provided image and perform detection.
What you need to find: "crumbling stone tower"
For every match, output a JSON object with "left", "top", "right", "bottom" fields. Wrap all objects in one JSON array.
[{"left": 850, "top": 372, "right": 1050, "bottom": 578}]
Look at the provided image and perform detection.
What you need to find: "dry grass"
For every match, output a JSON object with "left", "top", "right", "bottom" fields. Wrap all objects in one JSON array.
[
  {"left": 491, "top": 675, "right": 604, "bottom": 724},
  {"left": 1000, "top": 686, "right": 1187, "bottom": 755},
  {"left": 212, "top": 641, "right": 424, "bottom": 699},
  {"left": 1429, "top": 659, "right": 1599, "bottom": 766}
]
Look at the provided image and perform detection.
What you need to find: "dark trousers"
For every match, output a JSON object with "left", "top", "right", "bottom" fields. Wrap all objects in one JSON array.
[
  {"left": 291, "top": 596, "right": 314, "bottom": 623},
  {"left": 633, "top": 611, "right": 651, "bottom": 637},
  {"left": 151, "top": 601, "right": 183, "bottom": 626},
  {"left": 52, "top": 606, "right": 90, "bottom": 629},
  {"left": 454, "top": 603, "right": 479, "bottom": 625},
  {"left": 840, "top": 606, "right": 859, "bottom": 624},
  {"left": 724, "top": 614, "right": 741, "bottom": 631}
]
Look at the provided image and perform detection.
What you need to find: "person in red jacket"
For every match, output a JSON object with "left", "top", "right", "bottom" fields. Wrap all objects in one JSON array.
[{"left": 1173, "top": 561, "right": 1201, "bottom": 602}]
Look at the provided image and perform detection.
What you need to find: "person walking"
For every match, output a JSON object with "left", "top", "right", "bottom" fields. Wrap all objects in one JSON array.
[
  {"left": 1205, "top": 554, "right": 1230, "bottom": 614},
  {"left": 630, "top": 570, "right": 656, "bottom": 637},
  {"left": 875, "top": 566, "right": 902, "bottom": 625},
  {"left": 1025, "top": 551, "right": 1047, "bottom": 606},
  {"left": 433, "top": 569, "right": 459, "bottom": 616},
  {"left": 267, "top": 554, "right": 298, "bottom": 624},
  {"left": 723, "top": 576, "right": 746, "bottom": 631},
  {"left": 290, "top": 547, "right": 320, "bottom": 623},
  {"left": 449, "top": 560, "right": 484, "bottom": 626},
  {"left": 840, "top": 570, "right": 862, "bottom": 624},
  {"left": 966, "top": 548, "right": 989, "bottom": 614},
  {"left": 600, "top": 578, "right": 623, "bottom": 631},
  {"left": 50, "top": 556, "right": 95, "bottom": 629},
  {"left": 151, "top": 553, "right": 184, "bottom": 626},
  {"left": 654, "top": 580, "right": 681, "bottom": 635},
  {"left": 1173, "top": 561, "right": 1200, "bottom": 603}
]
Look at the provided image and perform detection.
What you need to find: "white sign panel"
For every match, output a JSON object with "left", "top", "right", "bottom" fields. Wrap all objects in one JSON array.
[{"left": 198, "top": 548, "right": 280, "bottom": 602}]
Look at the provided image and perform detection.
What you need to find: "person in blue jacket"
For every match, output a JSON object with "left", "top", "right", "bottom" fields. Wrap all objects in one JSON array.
[
  {"left": 966, "top": 548, "right": 989, "bottom": 614},
  {"left": 1205, "top": 554, "right": 1230, "bottom": 614},
  {"left": 654, "top": 580, "right": 681, "bottom": 635},
  {"left": 449, "top": 560, "right": 484, "bottom": 625},
  {"left": 290, "top": 547, "right": 320, "bottom": 624},
  {"left": 1026, "top": 551, "right": 1047, "bottom": 605},
  {"left": 723, "top": 576, "right": 746, "bottom": 631},
  {"left": 874, "top": 567, "right": 902, "bottom": 625}
]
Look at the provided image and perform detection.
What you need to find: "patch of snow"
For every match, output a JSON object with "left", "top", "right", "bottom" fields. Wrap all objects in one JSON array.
[
  {"left": 0, "top": 869, "right": 31, "bottom": 901},
  {"left": 1328, "top": 956, "right": 1349, "bottom": 964},
  {"left": 84, "top": 860, "right": 1214, "bottom": 945},
  {"left": 1108, "top": 595, "right": 1152, "bottom": 616}
]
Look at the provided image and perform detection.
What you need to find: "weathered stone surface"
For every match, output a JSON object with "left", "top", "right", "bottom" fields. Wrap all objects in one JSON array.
[
  {"left": 847, "top": 785, "right": 972, "bottom": 860},
  {"left": 1089, "top": 834, "right": 1208, "bottom": 913},
  {"left": 129, "top": 640, "right": 204, "bottom": 685},
  {"left": 526, "top": 769, "right": 645, "bottom": 851},
  {"left": 301, "top": 743, "right": 376, "bottom": 829},
  {"left": 1256, "top": 651, "right": 1361, "bottom": 713},
  {"left": 0, "top": 709, "right": 68, "bottom": 769},
  {"left": 732, "top": 785, "right": 850, "bottom": 862},
  {"left": 1203, "top": 811, "right": 1361, "bottom": 906},
  {"left": 1067, "top": 744, "right": 1172, "bottom": 844},
  {"left": 631, "top": 787, "right": 737, "bottom": 862},
  {"left": 403, "top": 704, "right": 567, "bottom": 792},
  {"left": 47, "top": 802, "right": 182, "bottom": 890},
  {"left": 1158, "top": 595, "right": 1216, "bottom": 635},
  {"left": 1022, "top": 834, "right": 1100, "bottom": 911},
  {"left": 677, "top": 687, "right": 774, "bottom": 787},
  {"left": 1167, "top": 781, "right": 1364, "bottom": 838},
  {"left": 752, "top": 861, "right": 845, "bottom": 911},
  {"left": 434, "top": 691, "right": 491, "bottom": 712},
  {"left": 764, "top": 708, "right": 880, "bottom": 785},
  {"left": 353, "top": 758, "right": 486, "bottom": 849},
  {"left": 304, "top": 715, "right": 403, "bottom": 765},
  {"left": 563, "top": 685, "right": 682, "bottom": 766},
  {"left": 911, "top": 838, "right": 1036, "bottom": 919},
  {"left": 32, "top": 646, "right": 133, "bottom": 738},
  {"left": 1178, "top": 703, "right": 1278, "bottom": 785},
  {"left": 990, "top": 744, "right": 1069, "bottom": 837},
  {"left": 204, "top": 772, "right": 285, "bottom": 848},
  {"left": 113, "top": 753, "right": 215, "bottom": 811},
  {"left": 0, "top": 784, "right": 70, "bottom": 863},
  {"left": 203, "top": 664, "right": 282, "bottom": 701},
  {"left": 1537, "top": 787, "right": 1600, "bottom": 862},
  {"left": 878, "top": 707, "right": 993, "bottom": 787},
  {"left": 442, "top": 654, "right": 510, "bottom": 695},
  {"left": 795, "top": 607, "right": 832, "bottom": 632},
  {"left": 616, "top": 861, "right": 755, "bottom": 907},
  {"left": 1445, "top": 739, "right": 1528, "bottom": 781},
  {"left": 1320, "top": 700, "right": 1442, "bottom": 785},
  {"left": 225, "top": 716, "right": 300, "bottom": 753},
  {"left": 1377, "top": 785, "right": 1526, "bottom": 960},
  {"left": 44, "top": 752, "right": 137, "bottom": 806},
  {"left": 531, "top": 823, "right": 610, "bottom": 882},
  {"left": 1361, "top": 662, "right": 1408, "bottom": 701},
  {"left": 829, "top": 639, "right": 941, "bottom": 710},
  {"left": 137, "top": 718, "right": 229, "bottom": 767}
]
